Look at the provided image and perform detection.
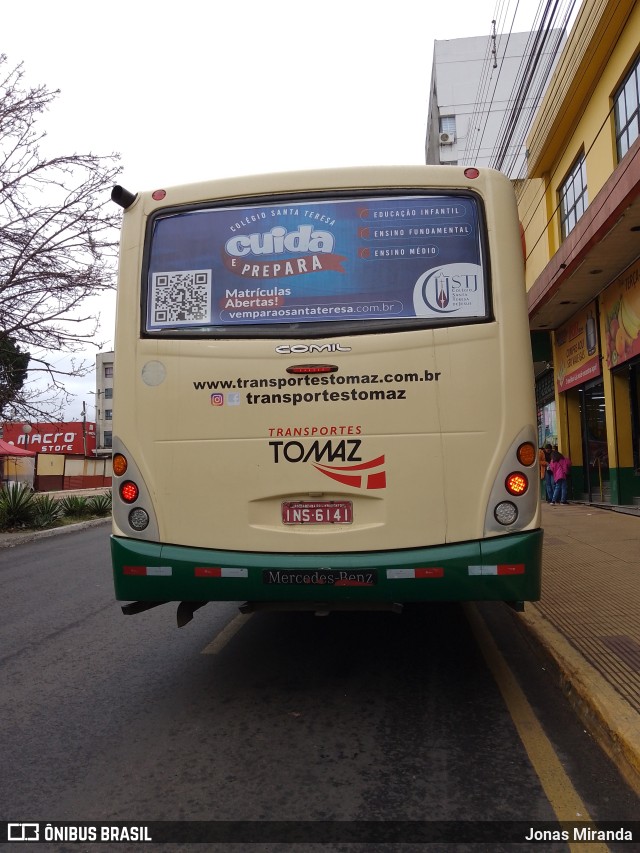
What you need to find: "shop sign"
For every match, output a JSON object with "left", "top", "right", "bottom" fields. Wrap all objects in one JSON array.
[
  {"left": 2, "top": 421, "right": 96, "bottom": 455},
  {"left": 554, "top": 302, "right": 600, "bottom": 392},
  {"left": 602, "top": 258, "right": 640, "bottom": 368}
]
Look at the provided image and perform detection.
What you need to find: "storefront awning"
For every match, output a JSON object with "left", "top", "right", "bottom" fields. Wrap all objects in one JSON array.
[{"left": 0, "top": 439, "right": 36, "bottom": 457}]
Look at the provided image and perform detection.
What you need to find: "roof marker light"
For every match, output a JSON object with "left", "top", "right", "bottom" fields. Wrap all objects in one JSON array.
[
  {"left": 464, "top": 168, "right": 480, "bottom": 179},
  {"left": 152, "top": 189, "right": 167, "bottom": 201}
]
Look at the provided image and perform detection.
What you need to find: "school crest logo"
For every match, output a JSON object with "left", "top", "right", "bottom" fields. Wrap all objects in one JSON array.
[{"left": 413, "top": 263, "right": 485, "bottom": 318}]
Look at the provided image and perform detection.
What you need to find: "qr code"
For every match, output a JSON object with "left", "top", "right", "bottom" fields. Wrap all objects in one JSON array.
[{"left": 150, "top": 270, "right": 212, "bottom": 325}]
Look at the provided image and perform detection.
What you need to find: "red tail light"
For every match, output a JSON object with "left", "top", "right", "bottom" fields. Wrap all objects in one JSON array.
[{"left": 120, "top": 481, "right": 139, "bottom": 503}]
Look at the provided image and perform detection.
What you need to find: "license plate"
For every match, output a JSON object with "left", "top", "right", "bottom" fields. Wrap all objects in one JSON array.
[{"left": 282, "top": 500, "right": 353, "bottom": 525}]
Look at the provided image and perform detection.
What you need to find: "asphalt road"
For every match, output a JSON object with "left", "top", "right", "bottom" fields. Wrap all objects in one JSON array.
[{"left": 1, "top": 527, "right": 638, "bottom": 852}]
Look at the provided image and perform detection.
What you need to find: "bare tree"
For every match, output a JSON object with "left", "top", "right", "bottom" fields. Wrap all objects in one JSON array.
[{"left": 0, "top": 54, "right": 121, "bottom": 420}]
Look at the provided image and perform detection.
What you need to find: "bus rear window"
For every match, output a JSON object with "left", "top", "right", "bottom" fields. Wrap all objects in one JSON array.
[{"left": 144, "top": 193, "right": 489, "bottom": 336}]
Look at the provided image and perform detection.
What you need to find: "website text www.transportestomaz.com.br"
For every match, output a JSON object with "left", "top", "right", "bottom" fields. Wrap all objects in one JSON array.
[{"left": 194, "top": 369, "right": 442, "bottom": 406}]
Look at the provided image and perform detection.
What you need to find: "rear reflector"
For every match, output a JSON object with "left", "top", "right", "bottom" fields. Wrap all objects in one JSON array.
[
  {"left": 195, "top": 567, "right": 248, "bottom": 578},
  {"left": 123, "top": 566, "right": 172, "bottom": 576},
  {"left": 468, "top": 564, "right": 524, "bottom": 576},
  {"left": 386, "top": 567, "right": 444, "bottom": 579}
]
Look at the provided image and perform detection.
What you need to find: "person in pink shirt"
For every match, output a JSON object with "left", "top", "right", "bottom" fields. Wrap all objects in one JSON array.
[{"left": 549, "top": 451, "right": 571, "bottom": 504}]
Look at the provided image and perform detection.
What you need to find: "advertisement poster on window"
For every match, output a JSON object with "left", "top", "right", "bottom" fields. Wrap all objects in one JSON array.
[
  {"left": 145, "top": 195, "right": 488, "bottom": 331},
  {"left": 601, "top": 257, "right": 640, "bottom": 369},
  {"left": 554, "top": 302, "right": 601, "bottom": 392}
]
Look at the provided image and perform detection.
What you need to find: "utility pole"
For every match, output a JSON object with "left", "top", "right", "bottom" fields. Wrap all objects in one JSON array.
[{"left": 82, "top": 401, "right": 87, "bottom": 457}]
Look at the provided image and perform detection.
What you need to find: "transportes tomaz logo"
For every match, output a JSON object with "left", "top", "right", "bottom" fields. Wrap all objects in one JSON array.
[{"left": 269, "top": 439, "right": 386, "bottom": 489}]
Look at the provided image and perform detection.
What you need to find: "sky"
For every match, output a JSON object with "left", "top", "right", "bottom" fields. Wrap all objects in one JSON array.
[{"left": 3, "top": 0, "right": 547, "bottom": 420}]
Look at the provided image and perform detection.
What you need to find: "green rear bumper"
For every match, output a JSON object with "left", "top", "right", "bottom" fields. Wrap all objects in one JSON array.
[{"left": 111, "top": 529, "right": 543, "bottom": 604}]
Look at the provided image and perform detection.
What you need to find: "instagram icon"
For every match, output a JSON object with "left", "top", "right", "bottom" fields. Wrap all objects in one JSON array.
[{"left": 211, "top": 393, "right": 224, "bottom": 406}]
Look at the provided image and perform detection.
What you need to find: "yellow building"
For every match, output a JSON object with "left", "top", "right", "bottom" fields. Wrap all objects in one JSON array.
[{"left": 519, "top": 0, "right": 640, "bottom": 506}]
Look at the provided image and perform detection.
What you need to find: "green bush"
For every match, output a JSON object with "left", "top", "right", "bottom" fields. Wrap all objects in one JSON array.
[
  {"left": 0, "top": 488, "right": 112, "bottom": 531},
  {"left": 0, "top": 483, "right": 36, "bottom": 528},
  {"left": 87, "top": 493, "right": 112, "bottom": 516},
  {"left": 59, "top": 494, "right": 92, "bottom": 518},
  {"left": 32, "top": 494, "right": 62, "bottom": 529}
]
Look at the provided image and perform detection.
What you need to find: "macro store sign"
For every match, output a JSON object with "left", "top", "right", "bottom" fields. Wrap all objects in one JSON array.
[{"left": 2, "top": 421, "right": 96, "bottom": 455}]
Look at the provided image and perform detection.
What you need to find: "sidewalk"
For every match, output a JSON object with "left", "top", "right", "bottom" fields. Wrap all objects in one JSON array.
[{"left": 518, "top": 502, "right": 640, "bottom": 795}]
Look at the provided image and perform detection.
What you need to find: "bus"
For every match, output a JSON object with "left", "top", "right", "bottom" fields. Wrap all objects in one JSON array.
[{"left": 110, "top": 166, "right": 542, "bottom": 626}]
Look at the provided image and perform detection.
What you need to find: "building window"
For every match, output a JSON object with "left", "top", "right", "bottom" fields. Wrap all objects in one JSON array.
[
  {"left": 614, "top": 54, "right": 640, "bottom": 161},
  {"left": 104, "top": 365, "right": 113, "bottom": 378},
  {"left": 559, "top": 153, "right": 588, "bottom": 240},
  {"left": 439, "top": 116, "right": 456, "bottom": 134},
  {"left": 105, "top": 409, "right": 113, "bottom": 420},
  {"left": 104, "top": 387, "right": 113, "bottom": 399},
  {"left": 439, "top": 116, "right": 456, "bottom": 145},
  {"left": 103, "top": 431, "right": 112, "bottom": 448}
]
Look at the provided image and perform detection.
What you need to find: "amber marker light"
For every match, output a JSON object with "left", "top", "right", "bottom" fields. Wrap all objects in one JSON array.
[
  {"left": 112, "top": 453, "right": 128, "bottom": 477},
  {"left": 517, "top": 442, "right": 536, "bottom": 467},
  {"left": 120, "top": 481, "right": 139, "bottom": 503},
  {"left": 505, "top": 472, "right": 528, "bottom": 496}
]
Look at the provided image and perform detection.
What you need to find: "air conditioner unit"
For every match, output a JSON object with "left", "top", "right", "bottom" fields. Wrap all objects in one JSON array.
[{"left": 439, "top": 131, "right": 455, "bottom": 145}]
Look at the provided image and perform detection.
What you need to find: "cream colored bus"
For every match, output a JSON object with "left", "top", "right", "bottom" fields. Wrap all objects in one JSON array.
[{"left": 110, "top": 166, "right": 542, "bottom": 625}]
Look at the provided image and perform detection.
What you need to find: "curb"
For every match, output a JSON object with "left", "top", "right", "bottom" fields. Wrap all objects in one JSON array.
[
  {"left": 517, "top": 604, "right": 640, "bottom": 796},
  {"left": 0, "top": 516, "right": 111, "bottom": 549}
]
